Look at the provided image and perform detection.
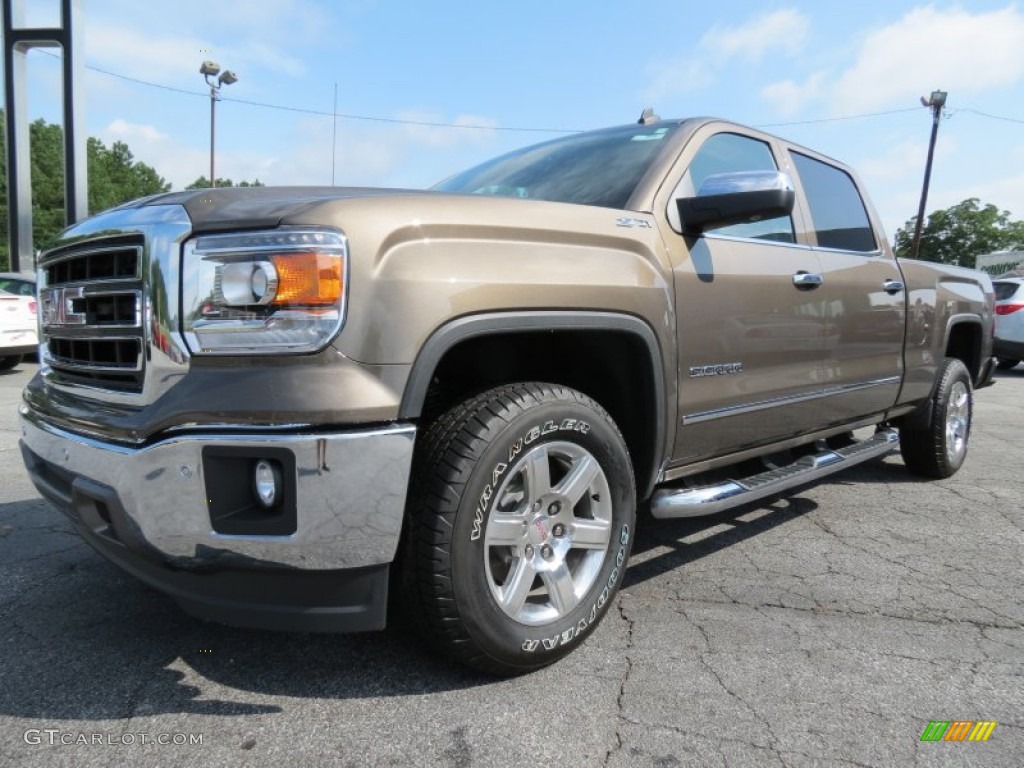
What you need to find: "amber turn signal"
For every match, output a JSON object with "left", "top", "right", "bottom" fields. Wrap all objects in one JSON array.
[{"left": 269, "top": 252, "right": 343, "bottom": 306}]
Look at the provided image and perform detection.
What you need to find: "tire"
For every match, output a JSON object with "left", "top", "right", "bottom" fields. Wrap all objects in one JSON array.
[
  {"left": 996, "top": 358, "right": 1019, "bottom": 370},
  {"left": 899, "top": 358, "right": 973, "bottom": 478},
  {"left": 0, "top": 355, "right": 23, "bottom": 371},
  {"left": 402, "top": 383, "right": 635, "bottom": 676}
]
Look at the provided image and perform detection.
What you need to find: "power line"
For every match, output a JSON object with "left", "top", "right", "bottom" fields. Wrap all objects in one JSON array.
[
  {"left": 954, "top": 107, "right": 1024, "bottom": 125},
  {"left": 32, "top": 49, "right": 1024, "bottom": 132},
  {"left": 35, "top": 49, "right": 579, "bottom": 134},
  {"left": 754, "top": 107, "right": 921, "bottom": 127}
]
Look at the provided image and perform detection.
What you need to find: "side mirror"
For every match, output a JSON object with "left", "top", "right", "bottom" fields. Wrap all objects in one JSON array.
[{"left": 677, "top": 170, "right": 795, "bottom": 235}]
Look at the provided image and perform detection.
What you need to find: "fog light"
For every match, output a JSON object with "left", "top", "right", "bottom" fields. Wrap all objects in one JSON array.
[{"left": 253, "top": 459, "right": 282, "bottom": 508}]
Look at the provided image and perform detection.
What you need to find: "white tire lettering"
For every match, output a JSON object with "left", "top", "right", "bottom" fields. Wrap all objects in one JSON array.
[
  {"left": 491, "top": 462, "right": 506, "bottom": 486},
  {"left": 508, "top": 438, "right": 523, "bottom": 463}
]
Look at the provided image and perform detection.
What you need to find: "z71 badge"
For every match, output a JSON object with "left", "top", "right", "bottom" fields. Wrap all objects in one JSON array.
[{"left": 689, "top": 362, "right": 744, "bottom": 377}]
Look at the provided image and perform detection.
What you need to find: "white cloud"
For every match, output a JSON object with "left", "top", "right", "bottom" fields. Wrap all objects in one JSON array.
[
  {"left": 963, "top": 172, "right": 1024, "bottom": 223},
  {"left": 704, "top": 8, "right": 809, "bottom": 61},
  {"left": 857, "top": 135, "right": 956, "bottom": 184},
  {"left": 644, "top": 9, "right": 809, "bottom": 101},
  {"left": 832, "top": 5, "right": 1024, "bottom": 114},
  {"left": 760, "top": 73, "right": 826, "bottom": 117},
  {"left": 396, "top": 112, "right": 499, "bottom": 150},
  {"left": 104, "top": 119, "right": 168, "bottom": 143},
  {"left": 84, "top": 24, "right": 306, "bottom": 86}
]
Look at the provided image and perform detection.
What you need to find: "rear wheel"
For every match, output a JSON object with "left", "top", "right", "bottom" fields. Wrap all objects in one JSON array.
[
  {"left": 0, "top": 355, "right": 23, "bottom": 371},
  {"left": 900, "top": 358, "right": 972, "bottom": 478},
  {"left": 402, "top": 383, "right": 635, "bottom": 676},
  {"left": 996, "top": 357, "right": 1019, "bottom": 370}
]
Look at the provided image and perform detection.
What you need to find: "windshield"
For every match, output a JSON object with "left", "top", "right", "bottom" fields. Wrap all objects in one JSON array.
[{"left": 435, "top": 122, "right": 680, "bottom": 210}]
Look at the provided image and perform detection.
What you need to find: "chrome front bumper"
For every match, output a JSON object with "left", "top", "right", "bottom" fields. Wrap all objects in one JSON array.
[{"left": 19, "top": 406, "right": 416, "bottom": 571}]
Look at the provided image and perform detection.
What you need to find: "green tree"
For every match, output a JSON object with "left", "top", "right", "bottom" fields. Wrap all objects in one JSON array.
[
  {"left": 894, "top": 198, "right": 1024, "bottom": 268},
  {"left": 88, "top": 137, "right": 170, "bottom": 213},
  {"left": 0, "top": 112, "right": 170, "bottom": 269},
  {"left": 185, "top": 176, "right": 265, "bottom": 189}
]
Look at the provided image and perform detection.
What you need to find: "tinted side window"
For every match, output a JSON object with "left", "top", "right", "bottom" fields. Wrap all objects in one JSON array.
[
  {"left": 0, "top": 279, "right": 34, "bottom": 296},
  {"left": 791, "top": 152, "right": 876, "bottom": 252},
  {"left": 677, "top": 133, "right": 794, "bottom": 243},
  {"left": 994, "top": 281, "right": 1022, "bottom": 301}
]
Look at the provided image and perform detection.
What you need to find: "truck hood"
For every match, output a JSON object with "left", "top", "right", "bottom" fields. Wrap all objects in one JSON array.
[{"left": 120, "top": 186, "right": 431, "bottom": 233}]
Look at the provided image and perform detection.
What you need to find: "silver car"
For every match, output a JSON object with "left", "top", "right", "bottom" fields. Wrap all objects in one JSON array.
[{"left": 994, "top": 277, "right": 1024, "bottom": 369}]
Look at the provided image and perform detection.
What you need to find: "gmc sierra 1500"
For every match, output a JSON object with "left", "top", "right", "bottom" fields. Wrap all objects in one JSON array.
[{"left": 20, "top": 115, "right": 995, "bottom": 675}]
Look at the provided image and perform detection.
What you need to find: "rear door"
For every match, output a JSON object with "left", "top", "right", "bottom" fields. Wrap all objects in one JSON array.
[{"left": 785, "top": 150, "right": 905, "bottom": 425}]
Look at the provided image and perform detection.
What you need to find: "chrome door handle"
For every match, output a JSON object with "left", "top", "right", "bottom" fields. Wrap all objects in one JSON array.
[
  {"left": 882, "top": 279, "right": 905, "bottom": 294},
  {"left": 792, "top": 271, "right": 824, "bottom": 289}
]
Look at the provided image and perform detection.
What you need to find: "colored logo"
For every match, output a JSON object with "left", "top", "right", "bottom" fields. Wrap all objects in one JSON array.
[{"left": 920, "top": 721, "right": 997, "bottom": 742}]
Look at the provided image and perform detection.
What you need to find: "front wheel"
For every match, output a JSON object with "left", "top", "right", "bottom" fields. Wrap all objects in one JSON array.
[
  {"left": 0, "top": 355, "right": 23, "bottom": 371},
  {"left": 900, "top": 358, "right": 973, "bottom": 478},
  {"left": 996, "top": 357, "right": 1019, "bottom": 370},
  {"left": 402, "top": 383, "right": 635, "bottom": 676}
]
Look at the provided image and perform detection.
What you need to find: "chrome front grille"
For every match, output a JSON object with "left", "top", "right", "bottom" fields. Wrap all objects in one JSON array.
[
  {"left": 44, "top": 244, "right": 139, "bottom": 284},
  {"left": 40, "top": 236, "right": 146, "bottom": 393}
]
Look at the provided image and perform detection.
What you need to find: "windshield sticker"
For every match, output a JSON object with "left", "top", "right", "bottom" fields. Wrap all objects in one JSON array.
[{"left": 631, "top": 128, "right": 669, "bottom": 142}]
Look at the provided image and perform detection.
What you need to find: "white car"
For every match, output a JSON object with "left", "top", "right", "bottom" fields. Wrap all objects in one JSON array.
[
  {"left": 0, "top": 290, "right": 38, "bottom": 370},
  {"left": 994, "top": 277, "right": 1024, "bottom": 369}
]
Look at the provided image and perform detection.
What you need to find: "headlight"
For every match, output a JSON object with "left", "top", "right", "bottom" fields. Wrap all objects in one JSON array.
[{"left": 182, "top": 228, "right": 347, "bottom": 355}]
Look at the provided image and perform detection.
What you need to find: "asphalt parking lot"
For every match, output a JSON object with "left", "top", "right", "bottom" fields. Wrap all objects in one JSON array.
[{"left": 0, "top": 361, "right": 1020, "bottom": 767}]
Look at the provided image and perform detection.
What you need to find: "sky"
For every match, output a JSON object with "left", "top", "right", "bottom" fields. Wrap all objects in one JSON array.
[{"left": 9, "top": 0, "right": 1024, "bottom": 243}]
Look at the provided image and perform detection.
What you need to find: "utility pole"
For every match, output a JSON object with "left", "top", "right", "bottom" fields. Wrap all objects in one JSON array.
[{"left": 911, "top": 89, "right": 947, "bottom": 259}]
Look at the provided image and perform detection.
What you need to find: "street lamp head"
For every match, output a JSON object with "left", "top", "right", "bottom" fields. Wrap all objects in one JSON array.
[
  {"left": 218, "top": 70, "right": 239, "bottom": 86},
  {"left": 200, "top": 60, "right": 221, "bottom": 77},
  {"left": 929, "top": 90, "right": 947, "bottom": 108}
]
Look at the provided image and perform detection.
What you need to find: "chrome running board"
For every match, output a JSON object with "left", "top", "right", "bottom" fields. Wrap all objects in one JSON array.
[{"left": 650, "top": 428, "right": 899, "bottom": 519}]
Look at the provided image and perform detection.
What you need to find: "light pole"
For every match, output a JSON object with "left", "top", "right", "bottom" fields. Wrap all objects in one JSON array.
[
  {"left": 911, "top": 89, "right": 947, "bottom": 259},
  {"left": 199, "top": 60, "right": 238, "bottom": 188}
]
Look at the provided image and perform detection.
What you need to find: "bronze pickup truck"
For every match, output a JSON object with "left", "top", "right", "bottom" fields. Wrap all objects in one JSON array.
[{"left": 20, "top": 115, "right": 995, "bottom": 675}]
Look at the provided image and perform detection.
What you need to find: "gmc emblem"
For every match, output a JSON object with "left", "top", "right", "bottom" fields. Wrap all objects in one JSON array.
[{"left": 41, "top": 286, "right": 88, "bottom": 327}]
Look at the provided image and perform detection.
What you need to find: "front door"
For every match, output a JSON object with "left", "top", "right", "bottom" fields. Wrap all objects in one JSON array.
[{"left": 662, "top": 130, "right": 829, "bottom": 464}]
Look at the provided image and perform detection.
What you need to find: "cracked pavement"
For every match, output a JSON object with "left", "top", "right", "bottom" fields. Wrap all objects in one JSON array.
[{"left": 0, "top": 362, "right": 1021, "bottom": 767}]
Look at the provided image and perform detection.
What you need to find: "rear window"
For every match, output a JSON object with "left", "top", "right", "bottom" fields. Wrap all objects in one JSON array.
[
  {"left": 994, "top": 281, "right": 1022, "bottom": 301},
  {"left": 791, "top": 152, "right": 877, "bottom": 252}
]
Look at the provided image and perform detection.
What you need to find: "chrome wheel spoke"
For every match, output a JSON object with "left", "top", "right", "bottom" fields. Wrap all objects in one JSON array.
[
  {"left": 487, "top": 513, "right": 526, "bottom": 547},
  {"left": 570, "top": 517, "right": 612, "bottom": 550},
  {"left": 499, "top": 559, "right": 536, "bottom": 616},
  {"left": 525, "top": 448, "right": 552, "bottom": 499},
  {"left": 541, "top": 562, "right": 578, "bottom": 614},
  {"left": 558, "top": 454, "right": 600, "bottom": 506}
]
